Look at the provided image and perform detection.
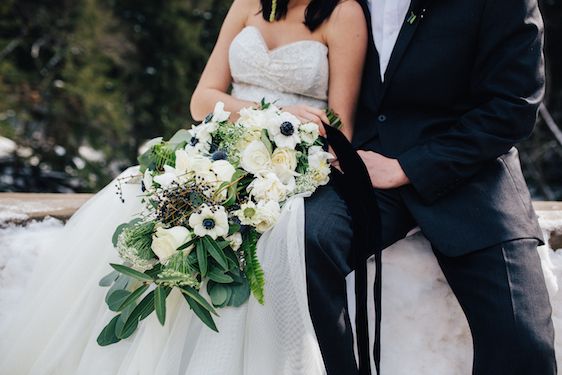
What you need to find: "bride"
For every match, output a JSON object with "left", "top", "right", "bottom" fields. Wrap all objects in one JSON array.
[{"left": 0, "top": 0, "right": 367, "bottom": 374}]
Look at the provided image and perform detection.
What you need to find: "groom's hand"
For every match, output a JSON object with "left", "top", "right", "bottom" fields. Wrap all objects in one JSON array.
[{"left": 357, "top": 150, "right": 410, "bottom": 189}]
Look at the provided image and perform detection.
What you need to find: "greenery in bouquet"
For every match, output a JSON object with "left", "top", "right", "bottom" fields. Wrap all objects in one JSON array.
[{"left": 97, "top": 100, "right": 337, "bottom": 346}]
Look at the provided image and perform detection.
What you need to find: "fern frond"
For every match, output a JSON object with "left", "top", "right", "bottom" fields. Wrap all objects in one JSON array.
[{"left": 243, "top": 230, "right": 265, "bottom": 304}]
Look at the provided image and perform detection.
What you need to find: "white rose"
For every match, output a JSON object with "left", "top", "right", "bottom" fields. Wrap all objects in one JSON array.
[
  {"left": 212, "top": 160, "right": 236, "bottom": 182},
  {"left": 254, "top": 200, "right": 281, "bottom": 233},
  {"left": 151, "top": 225, "right": 192, "bottom": 262},
  {"left": 227, "top": 232, "right": 243, "bottom": 251},
  {"left": 248, "top": 172, "right": 288, "bottom": 202},
  {"left": 174, "top": 149, "right": 190, "bottom": 174},
  {"left": 237, "top": 107, "right": 267, "bottom": 131},
  {"left": 271, "top": 147, "right": 298, "bottom": 184},
  {"left": 189, "top": 204, "right": 229, "bottom": 239},
  {"left": 299, "top": 122, "right": 320, "bottom": 144},
  {"left": 240, "top": 140, "right": 272, "bottom": 175}
]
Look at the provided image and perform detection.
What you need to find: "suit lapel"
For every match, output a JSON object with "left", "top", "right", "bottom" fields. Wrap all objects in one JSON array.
[
  {"left": 357, "top": 0, "right": 383, "bottom": 108},
  {"left": 376, "top": 0, "right": 430, "bottom": 108}
]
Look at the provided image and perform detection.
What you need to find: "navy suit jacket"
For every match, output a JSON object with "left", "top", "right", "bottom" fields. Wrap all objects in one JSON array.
[{"left": 354, "top": 0, "right": 545, "bottom": 255}]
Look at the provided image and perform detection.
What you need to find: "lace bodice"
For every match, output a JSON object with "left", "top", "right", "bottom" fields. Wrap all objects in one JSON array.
[{"left": 229, "top": 26, "right": 329, "bottom": 109}]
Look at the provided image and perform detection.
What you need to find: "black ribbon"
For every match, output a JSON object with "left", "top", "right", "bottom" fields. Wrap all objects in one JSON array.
[{"left": 325, "top": 125, "right": 382, "bottom": 375}]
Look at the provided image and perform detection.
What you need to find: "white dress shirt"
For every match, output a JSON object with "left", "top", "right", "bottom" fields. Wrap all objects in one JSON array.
[{"left": 369, "top": 0, "right": 411, "bottom": 80}]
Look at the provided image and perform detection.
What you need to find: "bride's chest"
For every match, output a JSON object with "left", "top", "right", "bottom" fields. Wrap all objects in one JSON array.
[{"left": 229, "top": 26, "right": 329, "bottom": 99}]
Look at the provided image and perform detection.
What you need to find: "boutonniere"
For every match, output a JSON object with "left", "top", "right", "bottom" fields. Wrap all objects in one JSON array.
[{"left": 406, "top": 8, "right": 428, "bottom": 25}]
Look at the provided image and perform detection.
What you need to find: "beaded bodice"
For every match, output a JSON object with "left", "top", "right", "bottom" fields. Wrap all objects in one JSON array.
[{"left": 229, "top": 26, "right": 329, "bottom": 109}]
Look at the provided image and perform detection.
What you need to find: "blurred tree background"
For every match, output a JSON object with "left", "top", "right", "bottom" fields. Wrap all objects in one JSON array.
[{"left": 0, "top": 0, "right": 561, "bottom": 198}]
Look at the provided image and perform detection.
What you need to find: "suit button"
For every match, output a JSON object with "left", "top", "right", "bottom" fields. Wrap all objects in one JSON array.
[{"left": 377, "top": 114, "right": 387, "bottom": 123}]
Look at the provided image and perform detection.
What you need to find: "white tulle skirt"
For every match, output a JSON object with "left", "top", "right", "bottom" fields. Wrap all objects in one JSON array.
[{"left": 0, "top": 167, "right": 326, "bottom": 375}]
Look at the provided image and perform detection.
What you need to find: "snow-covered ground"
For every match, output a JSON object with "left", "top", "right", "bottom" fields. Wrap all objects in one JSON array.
[{"left": 0, "top": 214, "right": 560, "bottom": 374}]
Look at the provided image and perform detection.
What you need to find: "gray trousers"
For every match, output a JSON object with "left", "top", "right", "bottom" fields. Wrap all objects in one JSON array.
[{"left": 304, "top": 184, "right": 557, "bottom": 375}]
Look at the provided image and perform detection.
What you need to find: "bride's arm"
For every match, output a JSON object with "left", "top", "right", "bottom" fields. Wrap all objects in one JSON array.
[
  {"left": 190, "top": 0, "right": 256, "bottom": 121},
  {"left": 325, "top": 1, "right": 368, "bottom": 141}
]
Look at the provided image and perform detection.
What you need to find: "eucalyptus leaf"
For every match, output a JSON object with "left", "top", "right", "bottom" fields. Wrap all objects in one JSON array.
[
  {"left": 110, "top": 263, "right": 153, "bottom": 282},
  {"left": 208, "top": 283, "right": 229, "bottom": 307},
  {"left": 117, "top": 284, "right": 149, "bottom": 311},
  {"left": 97, "top": 316, "right": 121, "bottom": 346},
  {"left": 107, "top": 289, "right": 132, "bottom": 312},
  {"left": 105, "top": 274, "right": 130, "bottom": 305},
  {"left": 112, "top": 223, "right": 129, "bottom": 247},
  {"left": 99, "top": 270, "right": 119, "bottom": 287},
  {"left": 227, "top": 276, "right": 251, "bottom": 307}
]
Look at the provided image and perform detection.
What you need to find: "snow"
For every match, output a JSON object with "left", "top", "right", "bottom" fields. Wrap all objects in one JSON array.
[{"left": 0, "top": 213, "right": 560, "bottom": 373}]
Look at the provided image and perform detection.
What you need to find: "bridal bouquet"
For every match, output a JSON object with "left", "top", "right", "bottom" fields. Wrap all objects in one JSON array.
[{"left": 97, "top": 101, "right": 337, "bottom": 346}]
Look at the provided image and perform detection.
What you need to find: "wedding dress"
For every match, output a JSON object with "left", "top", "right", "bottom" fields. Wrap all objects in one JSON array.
[{"left": 0, "top": 26, "right": 331, "bottom": 375}]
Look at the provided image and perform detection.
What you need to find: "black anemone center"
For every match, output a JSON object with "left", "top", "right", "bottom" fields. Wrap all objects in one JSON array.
[
  {"left": 212, "top": 150, "right": 227, "bottom": 161},
  {"left": 203, "top": 218, "right": 215, "bottom": 230},
  {"left": 280, "top": 121, "right": 295, "bottom": 136},
  {"left": 190, "top": 136, "right": 199, "bottom": 146}
]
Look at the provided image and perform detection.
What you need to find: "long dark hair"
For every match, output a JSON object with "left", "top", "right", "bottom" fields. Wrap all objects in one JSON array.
[{"left": 261, "top": 0, "right": 340, "bottom": 31}]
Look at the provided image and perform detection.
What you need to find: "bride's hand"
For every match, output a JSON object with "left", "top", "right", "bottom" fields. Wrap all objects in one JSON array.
[{"left": 282, "top": 105, "right": 329, "bottom": 137}]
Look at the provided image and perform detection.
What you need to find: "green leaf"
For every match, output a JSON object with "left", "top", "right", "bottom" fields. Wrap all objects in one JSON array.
[
  {"left": 196, "top": 242, "right": 208, "bottom": 277},
  {"left": 167, "top": 129, "right": 191, "bottom": 149},
  {"left": 177, "top": 238, "right": 196, "bottom": 251},
  {"left": 121, "top": 290, "right": 156, "bottom": 336},
  {"left": 203, "top": 236, "right": 229, "bottom": 270},
  {"left": 243, "top": 231, "right": 265, "bottom": 304},
  {"left": 208, "top": 283, "right": 229, "bottom": 307},
  {"left": 97, "top": 316, "right": 121, "bottom": 346},
  {"left": 179, "top": 286, "right": 218, "bottom": 316},
  {"left": 154, "top": 286, "right": 168, "bottom": 326},
  {"left": 105, "top": 274, "right": 130, "bottom": 305},
  {"left": 227, "top": 275, "right": 251, "bottom": 307},
  {"left": 207, "top": 269, "right": 234, "bottom": 283},
  {"left": 260, "top": 129, "right": 273, "bottom": 154},
  {"left": 228, "top": 223, "right": 241, "bottom": 236},
  {"left": 182, "top": 294, "right": 218, "bottom": 332},
  {"left": 117, "top": 284, "right": 149, "bottom": 311},
  {"left": 110, "top": 263, "right": 153, "bottom": 283},
  {"left": 112, "top": 223, "right": 129, "bottom": 247},
  {"left": 107, "top": 289, "right": 132, "bottom": 312},
  {"left": 115, "top": 304, "right": 136, "bottom": 339},
  {"left": 99, "top": 270, "right": 119, "bottom": 287}
]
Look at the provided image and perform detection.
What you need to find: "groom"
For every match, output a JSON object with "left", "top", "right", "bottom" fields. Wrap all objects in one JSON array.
[{"left": 305, "top": 0, "right": 557, "bottom": 374}]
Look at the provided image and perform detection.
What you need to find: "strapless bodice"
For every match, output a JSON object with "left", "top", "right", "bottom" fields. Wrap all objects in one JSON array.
[{"left": 229, "top": 26, "right": 329, "bottom": 109}]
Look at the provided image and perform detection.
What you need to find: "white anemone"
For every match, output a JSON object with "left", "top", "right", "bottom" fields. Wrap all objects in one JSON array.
[{"left": 189, "top": 204, "right": 229, "bottom": 239}]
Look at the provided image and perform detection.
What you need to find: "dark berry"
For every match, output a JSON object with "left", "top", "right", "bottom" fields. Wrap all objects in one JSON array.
[
  {"left": 203, "top": 218, "right": 215, "bottom": 230},
  {"left": 280, "top": 121, "right": 295, "bottom": 136},
  {"left": 212, "top": 150, "right": 228, "bottom": 161}
]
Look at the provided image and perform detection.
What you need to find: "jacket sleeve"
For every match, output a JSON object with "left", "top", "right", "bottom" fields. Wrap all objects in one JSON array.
[{"left": 397, "top": 0, "right": 545, "bottom": 203}]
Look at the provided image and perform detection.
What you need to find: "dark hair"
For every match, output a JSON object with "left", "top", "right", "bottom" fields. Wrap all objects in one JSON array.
[{"left": 261, "top": 0, "right": 341, "bottom": 31}]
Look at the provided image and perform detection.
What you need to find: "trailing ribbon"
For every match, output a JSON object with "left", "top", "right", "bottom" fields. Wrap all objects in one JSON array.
[{"left": 325, "top": 125, "right": 382, "bottom": 375}]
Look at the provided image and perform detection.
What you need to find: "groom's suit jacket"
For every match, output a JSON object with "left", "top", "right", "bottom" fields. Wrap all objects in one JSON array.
[{"left": 354, "top": 0, "right": 545, "bottom": 255}]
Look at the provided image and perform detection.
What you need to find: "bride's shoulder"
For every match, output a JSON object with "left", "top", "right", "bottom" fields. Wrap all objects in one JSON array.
[{"left": 324, "top": 1, "right": 367, "bottom": 40}]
